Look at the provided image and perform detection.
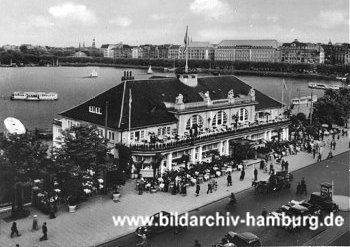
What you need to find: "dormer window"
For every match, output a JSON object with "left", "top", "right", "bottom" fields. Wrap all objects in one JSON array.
[{"left": 89, "top": 106, "right": 102, "bottom": 115}]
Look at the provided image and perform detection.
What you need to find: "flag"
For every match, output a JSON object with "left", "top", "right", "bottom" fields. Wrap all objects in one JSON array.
[
  {"left": 183, "top": 26, "right": 188, "bottom": 54},
  {"left": 129, "top": 88, "right": 132, "bottom": 109},
  {"left": 282, "top": 79, "right": 287, "bottom": 90}
]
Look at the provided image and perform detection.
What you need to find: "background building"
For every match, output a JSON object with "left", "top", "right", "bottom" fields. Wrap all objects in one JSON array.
[
  {"left": 113, "top": 44, "right": 132, "bottom": 59},
  {"left": 168, "top": 45, "right": 181, "bottom": 59},
  {"left": 215, "top": 40, "right": 279, "bottom": 62},
  {"left": 322, "top": 42, "right": 350, "bottom": 65},
  {"left": 180, "top": 41, "right": 214, "bottom": 60},
  {"left": 280, "top": 39, "right": 324, "bottom": 64}
]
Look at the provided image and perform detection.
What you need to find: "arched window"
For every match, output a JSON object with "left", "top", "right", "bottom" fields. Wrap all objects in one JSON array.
[
  {"left": 239, "top": 108, "right": 249, "bottom": 121},
  {"left": 212, "top": 111, "right": 227, "bottom": 127},
  {"left": 186, "top": 115, "right": 203, "bottom": 129}
]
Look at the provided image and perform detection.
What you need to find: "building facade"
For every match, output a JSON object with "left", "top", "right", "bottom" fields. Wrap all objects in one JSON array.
[
  {"left": 280, "top": 40, "right": 325, "bottom": 64},
  {"left": 322, "top": 43, "right": 350, "bottom": 65},
  {"left": 168, "top": 45, "right": 181, "bottom": 59},
  {"left": 215, "top": 40, "right": 279, "bottom": 62},
  {"left": 179, "top": 42, "right": 214, "bottom": 60},
  {"left": 113, "top": 44, "right": 132, "bottom": 59},
  {"left": 53, "top": 73, "right": 289, "bottom": 174},
  {"left": 101, "top": 44, "right": 117, "bottom": 58}
]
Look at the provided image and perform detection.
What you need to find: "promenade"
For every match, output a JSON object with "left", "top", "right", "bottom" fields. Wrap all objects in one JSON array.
[{"left": 0, "top": 134, "right": 349, "bottom": 247}]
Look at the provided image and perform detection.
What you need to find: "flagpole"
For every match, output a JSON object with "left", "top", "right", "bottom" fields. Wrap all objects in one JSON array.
[
  {"left": 185, "top": 26, "right": 189, "bottom": 73},
  {"left": 128, "top": 88, "right": 132, "bottom": 147},
  {"left": 281, "top": 79, "right": 284, "bottom": 112}
]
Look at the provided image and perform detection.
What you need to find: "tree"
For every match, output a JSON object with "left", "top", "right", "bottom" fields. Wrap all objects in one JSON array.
[
  {"left": 54, "top": 125, "right": 109, "bottom": 201},
  {"left": 0, "top": 133, "right": 49, "bottom": 219},
  {"left": 152, "top": 152, "right": 164, "bottom": 178},
  {"left": 313, "top": 88, "right": 350, "bottom": 126}
]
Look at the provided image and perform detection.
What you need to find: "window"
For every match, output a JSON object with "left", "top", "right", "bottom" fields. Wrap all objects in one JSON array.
[
  {"left": 130, "top": 132, "right": 135, "bottom": 140},
  {"left": 239, "top": 108, "right": 249, "bottom": 121},
  {"left": 186, "top": 115, "right": 204, "bottom": 129},
  {"left": 212, "top": 111, "right": 227, "bottom": 127},
  {"left": 89, "top": 106, "right": 102, "bottom": 115}
]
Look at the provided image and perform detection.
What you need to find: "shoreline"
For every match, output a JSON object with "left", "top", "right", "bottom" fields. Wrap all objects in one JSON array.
[{"left": 1, "top": 63, "right": 338, "bottom": 81}]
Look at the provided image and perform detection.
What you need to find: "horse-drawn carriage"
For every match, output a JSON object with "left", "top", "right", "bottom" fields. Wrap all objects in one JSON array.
[{"left": 252, "top": 171, "right": 293, "bottom": 194}]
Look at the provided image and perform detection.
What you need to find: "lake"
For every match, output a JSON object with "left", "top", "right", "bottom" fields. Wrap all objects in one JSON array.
[{"left": 0, "top": 67, "right": 339, "bottom": 132}]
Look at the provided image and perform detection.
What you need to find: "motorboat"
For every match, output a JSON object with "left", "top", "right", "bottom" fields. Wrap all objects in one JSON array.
[
  {"left": 147, "top": 65, "right": 153, "bottom": 74},
  {"left": 3, "top": 117, "right": 26, "bottom": 136},
  {"left": 308, "top": 82, "right": 328, "bottom": 90},
  {"left": 291, "top": 95, "right": 317, "bottom": 105},
  {"left": 11, "top": 91, "right": 58, "bottom": 101},
  {"left": 90, "top": 69, "right": 98, "bottom": 78}
]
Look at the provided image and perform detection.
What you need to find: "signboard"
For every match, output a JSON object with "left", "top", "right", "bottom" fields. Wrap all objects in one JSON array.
[{"left": 320, "top": 183, "right": 332, "bottom": 198}]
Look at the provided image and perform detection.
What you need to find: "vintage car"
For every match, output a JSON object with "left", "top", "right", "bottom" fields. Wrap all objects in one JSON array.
[
  {"left": 213, "top": 231, "right": 261, "bottom": 247},
  {"left": 135, "top": 211, "right": 186, "bottom": 237},
  {"left": 308, "top": 183, "right": 339, "bottom": 213}
]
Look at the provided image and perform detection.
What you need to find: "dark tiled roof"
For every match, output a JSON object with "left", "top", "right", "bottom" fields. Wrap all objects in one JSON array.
[
  {"left": 60, "top": 76, "right": 281, "bottom": 130},
  {"left": 100, "top": 44, "right": 109, "bottom": 49}
]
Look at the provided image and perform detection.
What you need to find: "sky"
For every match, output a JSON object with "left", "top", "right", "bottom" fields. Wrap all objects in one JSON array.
[{"left": 0, "top": 0, "right": 349, "bottom": 47}]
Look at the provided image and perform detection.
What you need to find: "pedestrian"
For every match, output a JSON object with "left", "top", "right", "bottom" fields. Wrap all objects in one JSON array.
[
  {"left": 32, "top": 215, "right": 39, "bottom": 231},
  {"left": 49, "top": 204, "right": 56, "bottom": 219},
  {"left": 269, "top": 163, "right": 274, "bottom": 175},
  {"left": 137, "top": 234, "right": 148, "bottom": 247},
  {"left": 240, "top": 167, "right": 245, "bottom": 181},
  {"left": 317, "top": 152, "right": 322, "bottom": 162},
  {"left": 195, "top": 183, "right": 200, "bottom": 196},
  {"left": 254, "top": 168, "right": 258, "bottom": 181},
  {"left": 261, "top": 207, "right": 268, "bottom": 224},
  {"left": 207, "top": 181, "right": 213, "bottom": 194},
  {"left": 10, "top": 222, "right": 20, "bottom": 238},
  {"left": 260, "top": 160, "right": 265, "bottom": 170},
  {"left": 301, "top": 177, "right": 307, "bottom": 195},
  {"left": 285, "top": 161, "right": 289, "bottom": 172},
  {"left": 39, "top": 222, "right": 48, "bottom": 241},
  {"left": 227, "top": 173, "right": 232, "bottom": 186},
  {"left": 194, "top": 239, "right": 201, "bottom": 247},
  {"left": 333, "top": 141, "right": 336, "bottom": 150},
  {"left": 312, "top": 148, "right": 316, "bottom": 159},
  {"left": 296, "top": 182, "right": 301, "bottom": 195}
]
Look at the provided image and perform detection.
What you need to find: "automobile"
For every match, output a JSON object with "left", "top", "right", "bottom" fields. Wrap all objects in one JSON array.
[
  {"left": 213, "top": 231, "right": 261, "bottom": 247},
  {"left": 135, "top": 211, "right": 186, "bottom": 238}
]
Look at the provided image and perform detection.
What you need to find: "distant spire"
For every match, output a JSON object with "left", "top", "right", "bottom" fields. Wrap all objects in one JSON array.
[{"left": 79, "top": 42, "right": 81, "bottom": 49}]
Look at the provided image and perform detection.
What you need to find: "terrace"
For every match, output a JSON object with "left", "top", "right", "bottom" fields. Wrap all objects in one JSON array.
[{"left": 130, "top": 117, "right": 290, "bottom": 152}]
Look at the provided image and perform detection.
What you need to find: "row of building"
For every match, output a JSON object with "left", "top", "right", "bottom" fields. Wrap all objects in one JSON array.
[{"left": 101, "top": 40, "right": 350, "bottom": 65}]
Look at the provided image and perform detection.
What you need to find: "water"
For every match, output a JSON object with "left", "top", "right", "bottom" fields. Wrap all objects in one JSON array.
[{"left": 0, "top": 67, "right": 340, "bottom": 132}]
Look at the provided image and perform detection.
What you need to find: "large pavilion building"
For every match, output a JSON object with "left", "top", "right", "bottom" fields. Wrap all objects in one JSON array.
[{"left": 53, "top": 72, "right": 289, "bottom": 173}]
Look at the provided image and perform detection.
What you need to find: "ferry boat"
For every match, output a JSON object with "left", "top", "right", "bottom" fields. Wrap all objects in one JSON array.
[
  {"left": 291, "top": 95, "right": 318, "bottom": 105},
  {"left": 3, "top": 117, "right": 26, "bottom": 136},
  {"left": 11, "top": 91, "right": 58, "bottom": 101},
  {"left": 90, "top": 69, "right": 98, "bottom": 78},
  {"left": 308, "top": 82, "right": 328, "bottom": 90},
  {"left": 147, "top": 65, "right": 153, "bottom": 74}
]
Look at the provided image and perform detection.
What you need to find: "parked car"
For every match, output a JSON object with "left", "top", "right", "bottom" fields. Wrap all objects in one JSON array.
[{"left": 213, "top": 231, "right": 261, "bottom": 247}]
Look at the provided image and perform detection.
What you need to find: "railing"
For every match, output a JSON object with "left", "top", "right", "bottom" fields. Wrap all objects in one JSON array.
[{"left": 130, "top": 119, "right": 290, "bottom": 152}]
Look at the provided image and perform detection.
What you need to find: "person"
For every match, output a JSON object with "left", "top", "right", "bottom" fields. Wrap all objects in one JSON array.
[
  {"left": 332, "top": 140, "right": 336, "bottom": 150},
  {"left": 137, "top": 234, "right": 148, "bottom": 247},
  {"left": 32, "top": 215, "right": 39, "bottom": 231},
  {"left": 285, "top": 161, "right": 289, "bottom": 171},
  {"left": 40, "top": 222, "right": 48, "bottom": 241},
  {"left": 317, "top": 152, "right": 322, "bottom": 162},
  {"left": 254, "top": 168, "right": 258, "bottom": 181},
  {"left": 327, "top": 151, "right": 333, "bottom": 159},
  {"left": 296, "top": 182, "right": 301, "bottom": 195},
  {"left": 260, "top": 160, "right": 265, "bottom": 170},
  {"left": 229, "top": 192, "right": 236, "bottom": 205},
  {"left": 11, "top": 222, "right": 20, "bottom": 238},
  {"left": 261, "top": 207, "right": 268, "bottom": 224},
  {"left": 195, "top": 183, "right": 200, "bottom": 197},
  {"left": 227, "top": 173, "right": 232, "bottom": 186},
  {"left": 301, "top": 177, "right": 307, "bottom": 195},
  {"left": 239, "top": 167, "right": 245, "bottom": 181},
  {"left": 194, "top": 239, "right": 201, "bottom": 247},
  {"left": 49, "top": 204, "right": 56, "bottom": 219},
  {"left": 312, "top": 148, "right": 316, "bottom": 159},
  {"left": 207, "top": 181, "right": 213, "bottom": 194},
  {"left": 269, "top": 163, "right": 274, "bottom": 175}
]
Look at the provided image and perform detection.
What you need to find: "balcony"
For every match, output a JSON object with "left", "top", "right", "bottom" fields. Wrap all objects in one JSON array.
[
  {"left": 53, "top": 118, "right": 62, "bottom": 127},
  {"left": 130, "top": 118, "right": 290, "bottom": 152}
]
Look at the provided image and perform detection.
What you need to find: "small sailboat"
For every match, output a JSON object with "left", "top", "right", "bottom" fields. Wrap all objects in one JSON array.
[
  {"left": 90, "top": 69, "right": 98, "bottom": 78},
  {"left": 147, "top": 65, "right": 153, "bottom": 74}
]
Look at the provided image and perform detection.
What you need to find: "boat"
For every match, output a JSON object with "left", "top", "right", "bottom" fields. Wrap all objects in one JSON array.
[
  {"left": 3, "top": 117, "right": 26, "bottom": 136},
  {"left": 90, "top": 69, "right": 98, "bottom": 78},
  {"left": 164, "top": 67, "right": 176, "bottom": 72},
  {"left": 147, "top": 65, "right": 153, "bottom": 74},
  {"left": 11, "top": 91, "right": 58, "bottom": 101},
  {"left": 327, "top": 85, "right": 340, "bottom": 90},
  {"left": 291, "top": 95, "right": 317, "bottom": 105},
  {"left": 308, "top": 82, "right": 328, "bottom": 90},
  {"left": 336, "top": 76, "right": 347, "bottom": 81}
]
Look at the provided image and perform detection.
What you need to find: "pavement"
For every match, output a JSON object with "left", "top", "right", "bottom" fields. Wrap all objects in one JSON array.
[{"left": 0, "top": 133, "right": 349, "bottom": 247}]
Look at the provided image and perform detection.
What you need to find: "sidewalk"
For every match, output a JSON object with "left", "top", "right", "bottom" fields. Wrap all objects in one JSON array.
[{"left": 1, "top": 134, "right": 349, "bottom": 247}]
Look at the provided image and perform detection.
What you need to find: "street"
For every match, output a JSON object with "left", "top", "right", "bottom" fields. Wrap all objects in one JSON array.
[{"left": 100, "top": 151, "right": 350, "bottom": 247}]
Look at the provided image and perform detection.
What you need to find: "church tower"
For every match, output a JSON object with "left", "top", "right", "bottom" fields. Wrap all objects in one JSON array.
[{"left": 92, "top": 38, "right": 96, "bottom": 48}]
